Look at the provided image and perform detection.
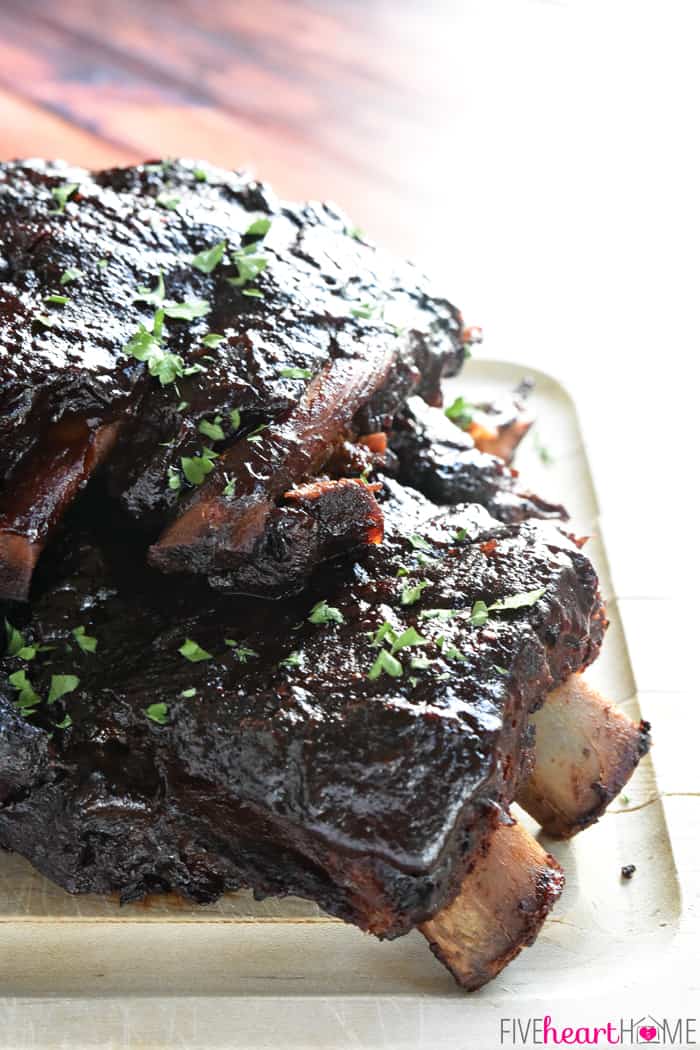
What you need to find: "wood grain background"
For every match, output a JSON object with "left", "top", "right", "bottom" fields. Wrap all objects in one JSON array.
[{"left": 0, "top": 0, "right": 471, "bottom": 257}]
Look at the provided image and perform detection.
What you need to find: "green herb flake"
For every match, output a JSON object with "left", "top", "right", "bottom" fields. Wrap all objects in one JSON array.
[
  {"left": 244, "top": 217, "right": 272, "bottom": 239},
  {"left": 198, "top": 416, "right": 225, "bottom": 442},
  {"left": 49, "top": 182, "right": 79, "bottom": 214},
  {"left": 308, "top": 600, "right": 345, "bottom": 626},
  {"left": 44, "top": 294, "right": 69, "bottom": 306},
  {"left": 445, "top": 395, "right": 475, "bottom": 429},
  {"left": 410, "top": 655, "right": 433, "bottom": 671},
  {"left": 192, "top": 240, "right": 227, "bottom": 274},
  {"left": 193, "top": 168, "right": 208, "bottom": 182},
  {"left": 72, "top": 626, "right": 98, "bottom": 654},
  {"left": 145, "top": 702, "right": 169, "bottom": 724},
  {"left": 224, "top": 640, "right": 258, "bottom": 663},
  {"left": 419, "top": 608, "right": 460, "bottom": 622},
  {"left": 178, "top": 638, "right": 212, "bottom": 663},
  {"left": 8, "top": 669, "right": 41, "bottom": 709},
  {"left": 469, "top": 600, "right": 489, "bottom": 627},
  {"left": 368, "top": 649, "right": 403, "bottom": 681},
  {"left": 400, "top": 580, "right": 430, "bottom": 607},
  {"left": 408, "top": 533, "right": 431, "bottom": 551},
  {"left": 390, "top": 627, "right": 427, "bottom": 654},
  {"left": 156, "top": 192, "right": 181, "bottom": 210},
  {"left": 280, "top": 651, "right": 302, "bottom": 669},
  {"left": 54, "top": 714, "right": 73, "bottom": 730},
  {"left": 134, "top": 271, "right": 166, "bottom": 305},
  {"left": 371, "top": 621, "right": 398, "bottom": 648},
  {"left": 47, "top": 674, "right": 79, "bottom": 705},
  {"left": 202, "top": 333, "right": 225, "bottom": 348},
  {"left": 168, "top": 466, "right": 182, "bottom": 492},
  {"left": 222, "top": 475, "right": 236, "bottom": 497},
  {"left": 242, "top": 288, "right": 264, "bottom": 298},
  {"left": 488, "top": 588, "right": 546, "bottom": 612},
  {"left": 227, "top": 247, "right": 268, "bottom": 289},
  {"left": 350, "top": 302, "right": 378, "bottom": 320},
  {"left": 180, "top": 688, "right": 197, "bottom": 698},
  {"left": 5, "top": 618, "right": 26, "bottom": 658},
  {"left": 246, "top": 423, "right": 267, "bottom": 444},
  {"left": 229, "top": 408, "right": 241, "bottom": 431},
  {"left": 59, "top": 267, "right": 84, "bottom": 285},
  {"left": 176, "top": 401, "right": 189, "bottom": 412},
  {"left": 181, "top": 449, "right": 217, "bottom": 485},
  {"left": 279, "top": 366, "right": 312, "bottom": 380},
  {"left": 533, "top": 432, "right": 554, "bottom": 465},
  {"left": 620, "top": 794, "right": 630, "bottom": 805},
  {"left": 162, "top": 299, "right": 211, "bottom": 321},
  {"left": 494, "top": 665, "right": 509, "bottom": 676},
  {"left": 97, "top": 258, "right": 109, "bottom": 270},
  {"left": 34, "top": 314, "right": 55, "bottom": 329}
]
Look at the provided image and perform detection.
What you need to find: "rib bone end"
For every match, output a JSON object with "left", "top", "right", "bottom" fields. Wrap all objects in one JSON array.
[
  {"left": 517, "top": 675, "right": 651, "bottom": 838},
  {"left": 419, "top": 818, "right": 564, "bottom": 990}
]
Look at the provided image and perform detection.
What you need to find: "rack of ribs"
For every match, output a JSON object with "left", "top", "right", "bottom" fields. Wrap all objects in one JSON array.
[{"left": 0, "top": 159, "right": 649, "bottom": 989}]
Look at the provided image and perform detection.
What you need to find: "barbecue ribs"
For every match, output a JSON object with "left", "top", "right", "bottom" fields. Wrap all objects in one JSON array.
[{"left": 0, "top": 159, "right": 648, "bottom": 990}]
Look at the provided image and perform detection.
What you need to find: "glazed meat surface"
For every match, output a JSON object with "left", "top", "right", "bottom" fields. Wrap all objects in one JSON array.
[{"left": 0, "top": 489, "right": 605, "bottom": 937}]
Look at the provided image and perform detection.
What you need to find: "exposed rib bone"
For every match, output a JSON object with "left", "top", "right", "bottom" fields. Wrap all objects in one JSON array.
[
  {"left": 419, "top": 818, "right": 564, "bottom": 990},
  {"left": 149, "top": 352, "right": 396, "bottom": 577},
  {"left": 0, "top": 420, "right": 119, "bottom": 601},
  {"left": 517, "top": 675, "right": 651, "bottom": 838}
]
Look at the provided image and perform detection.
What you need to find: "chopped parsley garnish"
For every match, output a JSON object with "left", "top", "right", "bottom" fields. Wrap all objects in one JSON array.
[
  {"left": 34, "top": 314, "right": 55, "bottom": 329},
  {"left": 345, "top": 225, "right": 364, "bottom": 241},
  {"left": 167, "top": 466, "right": 182, "bottom": 491},
  {"left": 390, "top": 627, "right": 427, "bottom": 654},
  {"left": 156, "top": 192, "right": 181, "bottom": 210},
  {"left": 49, "top": 182, "right": 79, "bottom": 214},
  {"left": 178, "top": 638, "right": 212, "bottom": 662},
  {"left": 162, "top": 299, "right": 211, "bottom": 321},
  {"left": 494, "top": 665, "right": 509, "bottom": 676},
  {"left": 419, "top": 608, "right": 460, "bottom": 622},
  {"left": 202, "top": 333, "right": 225, "bottom": 348},
  {"left": 59, "top": 267, "right": 83, "bottom": 285},
  {"left": 242, "top": 288, "right": 264, "bottom": 298},
  {"left": 54, "top": 715, "right": 73, "bottom": 730},
  {"left": 246, "top": 423, "right": 267, "bottom": 444},
  {"left": 222, "top": 475, "right": 236, "bottom": 497},
  {"left": 368, "top": 649, "right": 403, "bottom": 681},
  {"left": 229, "top": 408, "right": 241, "bottom": 431},
  {"left": 125, "top": 312, "right": 186, "bottom": 387},
  {"left": 224, "top": 640, "right": 258, "bottom": 663},
  {"left": 145, "top": 702, "right": 169, "bottom": 724},
  {"left": 192, "top": 240, "right": 227, "bottom": 274},
  {"left": 488, "top": 588, "right": 546, "bottom": 612},
  {"left": 8, "top": 669, "right": 40, "bottom": 710},
  {"left": 371, "top": 621, "right": 398, "bottom": 647},
  {"left": 176, "top": 401, "right": 189, "bottom": 412},
  {"left": 533, "top": 432, "right": 554, "bottom": 465},
  {"left": 134, "top": 271, "right": 166, "bottom": 305},
  {"left": 47, "top": 674, "right": 79, "bottom": 704},
  {"left": 279, "top": 366, "right": 312, "bottom": 380},
  {"left": 244, "top": 217, "right": 272, "bottom": 239},
  {"left": 193, "top": 168, "right": 208, "bottom": 182},
  {"left": 469, "top": 600, "right": 489, "bottom": 627},
  {"left": 198, "top": 416, "right": 225, "bottom": 442},
  {"left": 308, "top": 601, "right": 345, "bottom": 625},
  {"left": 454, "top": 526, "right": 476, "bottom": 542},
  {"left": 45, "top": 294, "right": 69, "bottom": 306},
  {"left": 620, "top": 794, "right": 630, "bottom": 805},
  {"left": 227, "top": 244, "right": 268, "bottom": 289},
  {"left": 445, "top": 396, "right": 474, "bottom": 429},
  {"left": 400, "top": 580, "right": 429, "bottom": 606},
  {"left": 180, "top": 447, "right": 218, "bottom": 485},
  {"left": 5, "top": 619, "right": 28, "bottom": 658},
  {"left": 180, "top": 688, "right": 197, "bottom": 698},
  {"left": 280, "top": 651, "right": 302, "bottom": 669},
  {"left": 72, "top": 626, "right": 98, "bottom": 654},
  {"left": 97, "top": 258, "right": 109, "bottom": 270},
  {"left": 410, "top": 655, "right": 433, "bottom": 670},
  {"left": 350, "top": 302, "right": 379, "bottom": 320},
  {"left": 408, "top": 533, "right": 431, "bottom": 551}
]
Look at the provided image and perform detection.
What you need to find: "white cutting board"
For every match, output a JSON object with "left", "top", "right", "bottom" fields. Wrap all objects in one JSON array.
[{"left": 0, "top": 361, "right": 696, "bottom": 1048}]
